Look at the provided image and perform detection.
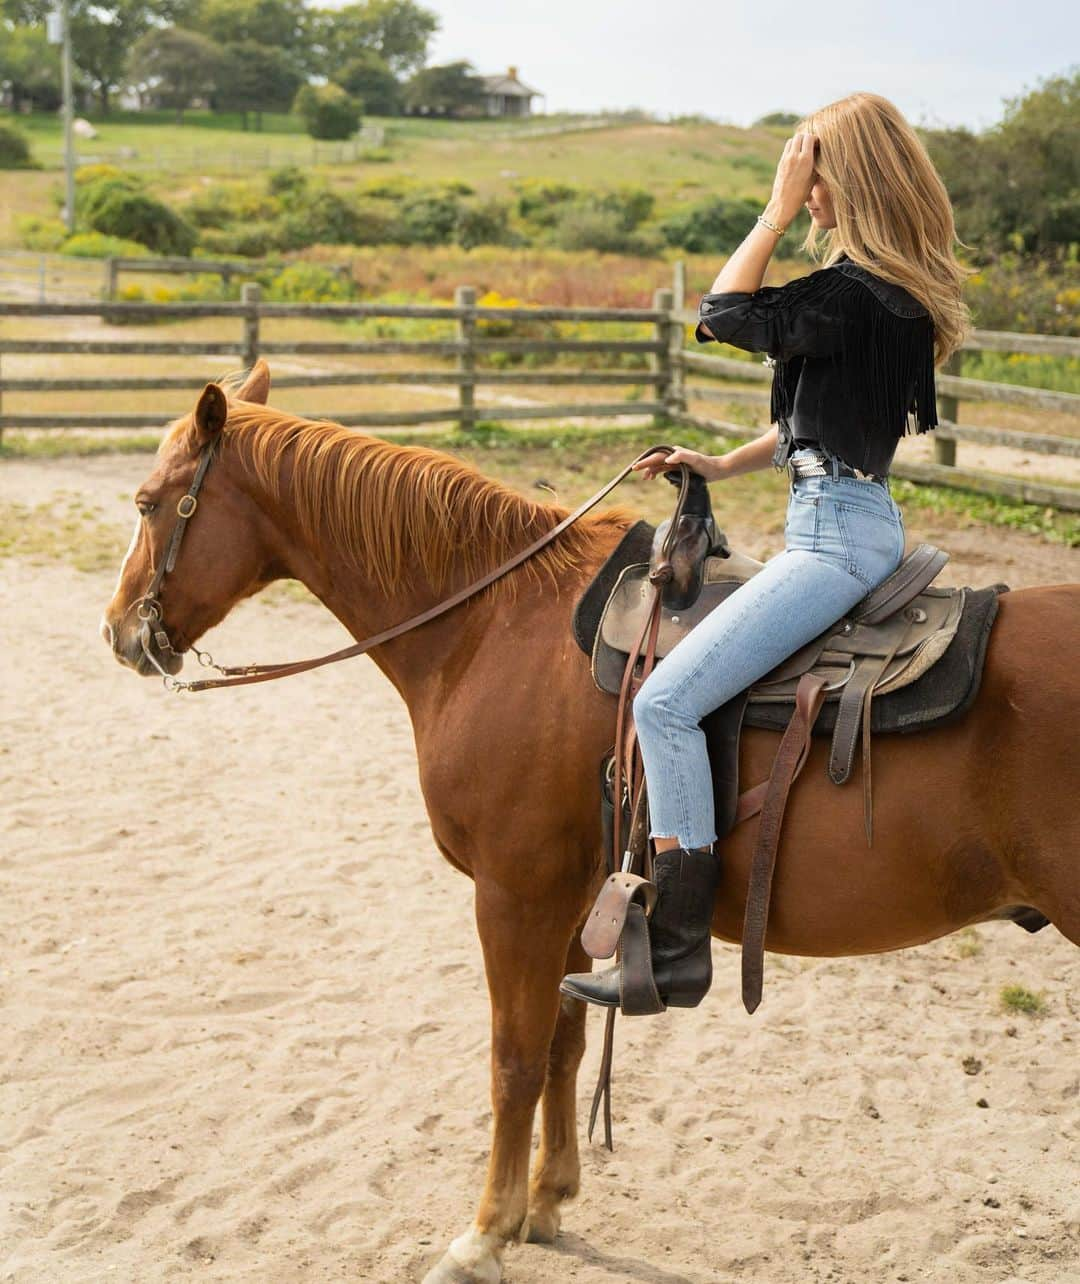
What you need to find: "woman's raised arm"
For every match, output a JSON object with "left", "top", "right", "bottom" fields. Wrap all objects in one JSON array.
[{"left": 708, "top": 131, "right": 817, "bottom": 294}]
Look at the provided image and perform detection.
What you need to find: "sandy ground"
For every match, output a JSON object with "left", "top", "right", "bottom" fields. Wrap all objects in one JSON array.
[{"left": 1, "top": 455, "right": 1079, "bottom": 1284}]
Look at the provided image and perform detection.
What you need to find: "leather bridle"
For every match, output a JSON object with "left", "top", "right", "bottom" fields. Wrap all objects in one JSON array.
[
  {"left": 134, "top": 440, "right": 218, "bottom": 684},
  {"left": 133, "top": 440, "right": 693, "bottom": 695}
]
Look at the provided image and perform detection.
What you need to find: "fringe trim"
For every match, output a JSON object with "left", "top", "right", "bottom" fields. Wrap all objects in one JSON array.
[{"left": 766, "top": 269, "right": 938, "bottom": 475}]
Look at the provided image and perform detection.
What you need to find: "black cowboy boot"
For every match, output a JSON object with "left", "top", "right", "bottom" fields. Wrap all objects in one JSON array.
[{"left": 560, "top": 844, "right": 720, "bottom": 1011}]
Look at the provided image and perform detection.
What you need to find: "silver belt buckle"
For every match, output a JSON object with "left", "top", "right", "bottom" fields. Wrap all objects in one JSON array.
[{"left": 789, "top": 452, "right": 827, "bottom": 480}]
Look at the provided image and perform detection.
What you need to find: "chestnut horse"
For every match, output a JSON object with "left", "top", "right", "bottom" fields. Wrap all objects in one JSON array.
[{"left": 101, "top": 363, "right": 1079, "bottom": 1284}]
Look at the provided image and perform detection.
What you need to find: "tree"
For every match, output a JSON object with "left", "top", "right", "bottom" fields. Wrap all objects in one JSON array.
[
  {"left": 128, "top": 26, "right": 223, "bottom": 123},
  {"left": 0, "top": 22, "right": 62, "bottom": 111},
  {"left": 404, "top": 60, "right": 485, "bottom": 118},
  {"left": 307, "top": 0, "right": 436, "bottom": 79},
  {"left": 293, "top": 82, "right": 361, "bottom": 140},
  {"left": 991, "top": 69, "right": 1080, "bottom": 253},
  {"left": 923, "top": 67, "right": 1080, "bottom": 257},
  {"left": 330, "top": 49, "right": 401, "bottom": 116},
  {"left": 195, "top": 0, "right": 307, "bottom": 71},
  {"left": 215, "top": 40, "right": 302, "bottom": 128},
  {"left": 71, "top": 0, "right": 157, "bottom": 114}
]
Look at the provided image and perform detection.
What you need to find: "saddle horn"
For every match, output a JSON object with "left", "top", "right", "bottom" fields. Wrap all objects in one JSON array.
[{"left": 649, "top": 465, "right": 729, "bottom": 612}]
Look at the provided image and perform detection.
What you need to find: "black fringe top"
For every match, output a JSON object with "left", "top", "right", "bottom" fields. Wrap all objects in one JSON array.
[{"left": 696, "top": 255, "right": 938, "bottom": 476}]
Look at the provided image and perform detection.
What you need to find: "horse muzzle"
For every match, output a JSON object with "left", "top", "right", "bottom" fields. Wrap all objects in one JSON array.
[{"left": 101, "top": 613, "right": 184, "bottom": 677}]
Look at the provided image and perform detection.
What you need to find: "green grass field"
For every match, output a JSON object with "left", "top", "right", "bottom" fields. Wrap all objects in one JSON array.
[{"left": 0, "top": 110, "right": 789, "bottom": 244}]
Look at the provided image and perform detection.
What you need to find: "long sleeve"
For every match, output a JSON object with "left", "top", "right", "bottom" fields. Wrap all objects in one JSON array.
[{"left": 695, "top": 268, "right": 855, "bottom": 361}]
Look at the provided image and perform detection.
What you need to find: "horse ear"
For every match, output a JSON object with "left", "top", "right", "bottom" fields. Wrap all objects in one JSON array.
[
  {"left": 192, "top": 383, "right": 229, "bottom": 449},
  {"left": 235, "top": 358, "right": 271, "bottom": 405}
]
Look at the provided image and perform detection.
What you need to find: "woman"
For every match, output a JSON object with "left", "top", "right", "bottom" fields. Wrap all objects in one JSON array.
[{"left": 562, "top": 91, "right": 971, "bottom": 1013}]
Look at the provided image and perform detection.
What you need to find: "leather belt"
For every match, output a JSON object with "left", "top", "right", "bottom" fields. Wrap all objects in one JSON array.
[{"left": 788, "top": 450, "right": 887, "bottom": 487}]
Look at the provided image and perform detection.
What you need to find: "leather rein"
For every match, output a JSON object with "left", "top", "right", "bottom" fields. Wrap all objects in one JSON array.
[{"left": 136, "top": 439, "right": 688, "bottom": 694}]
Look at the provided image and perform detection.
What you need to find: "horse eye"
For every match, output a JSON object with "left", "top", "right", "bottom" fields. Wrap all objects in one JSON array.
[{"left": 136, "top": 499, "right": 157, "bottom": 517}]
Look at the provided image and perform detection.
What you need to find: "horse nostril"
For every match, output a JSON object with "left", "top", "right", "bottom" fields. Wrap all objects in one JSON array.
[{"left": 100, "top": 617, "right": 114, "bottom": 648}]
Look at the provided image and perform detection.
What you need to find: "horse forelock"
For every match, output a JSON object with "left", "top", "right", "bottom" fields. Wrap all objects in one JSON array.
[{"left": 179, "top": 399, "right": 638, "bottom": 600}]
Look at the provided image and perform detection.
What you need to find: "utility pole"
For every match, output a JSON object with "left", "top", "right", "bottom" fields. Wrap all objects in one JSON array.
[
  {"left": 47, "top": 0, "right": 76, "bottom": 232},
  {"left": 61, "top": 0, "right": 75, "bottom": 233}
]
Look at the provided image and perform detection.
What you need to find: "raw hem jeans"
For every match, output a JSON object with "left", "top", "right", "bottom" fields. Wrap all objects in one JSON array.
[{"left": 633, "top": 452, "right": 906, "bottom": 850}]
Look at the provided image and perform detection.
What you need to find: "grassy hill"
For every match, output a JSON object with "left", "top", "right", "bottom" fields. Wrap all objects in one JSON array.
[{"left": 1, "top": 111, "right": 792, "bottom": 252}]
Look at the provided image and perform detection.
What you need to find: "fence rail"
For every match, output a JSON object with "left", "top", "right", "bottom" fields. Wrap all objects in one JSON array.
[{"left": 1, "top": 271, "right": 1077, "bottom": 511}]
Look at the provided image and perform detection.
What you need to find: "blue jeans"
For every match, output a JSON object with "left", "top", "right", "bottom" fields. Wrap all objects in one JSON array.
[{"left": 633, "top": 452, "right": 906, "bottom": 849}]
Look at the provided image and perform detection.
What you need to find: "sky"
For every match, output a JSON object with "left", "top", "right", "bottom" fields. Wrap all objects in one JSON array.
[{"left": 427, "top": 0, "right": 1078, "bottom": 132}]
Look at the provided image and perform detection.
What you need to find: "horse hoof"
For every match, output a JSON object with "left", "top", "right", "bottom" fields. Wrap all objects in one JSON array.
[
  {"left": 524, "top": 1204, "right": 560, "bottom": 1244},
  {"left": 422, "top": 1228, "right": 502, "bottom": 1284}
]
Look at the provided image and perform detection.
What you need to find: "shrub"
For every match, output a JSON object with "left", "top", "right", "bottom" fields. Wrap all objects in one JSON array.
[
  {"left": 515, "top": 180, "right": 581, "bottom": 228},
  {"left": 184, "top": 181, "right": 277, "bottom": 229},
  {"left": 16, "top": 214, "right": 67, "bottom": 251},
  {"left": 358, "top": 175, "right": 422, "bottom": 201},
  {"left": 659, "top": 196, "right": 762, "bottom": 254},
  {"left": 293, "top": 83, "right": 361, "bottom": 140},
  {"left": 964, "top": 251, "right": 1080, "bottom": 336},
  {"left": 74, "top": 163, "right": 124, "bottom": 186},
  {"left": 61, "top": 232, "right": 153, "bottom": 258},
  {"left": 347, "top": 199, "right": 399, "bottom": 245},
  {"left": 75, "top": 173, "right": 145, "bottom": 226},
  {"left": 86, "top": 188, "right": 197, "bottom": 256},
  {"left": 330, "top": 50, "right": 401, "bottom": 116},
  {"left": 265, "top": 262, "right": 355, "bottom": 302},
  {"left": 592, "top": 186, "right": 655, "bottom": 231},
  {"left": 399, "top": 191, "right": 466, "bottom": 245},
  {"left": 195, "top": 222, "right": 282, "bottom": 257},
  {"left": 266, "top": 165, "right": 307, "bottom": 200},
  {"left": 455, "top": 199, "right": 513, "bottom": 249},
  {"left": 0, "top": 122, "right": 37, "bottom": 169},
  {"left": 552, "top": 206, "right": 660, "bottom": 256},
  {"left": 274, "top": 187, "right": 368, "bottom": 249}
]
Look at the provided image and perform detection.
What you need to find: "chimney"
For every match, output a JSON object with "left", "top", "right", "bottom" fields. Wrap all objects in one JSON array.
[{"left": 508, "top": 66, "right": 518, "bottom": 81}]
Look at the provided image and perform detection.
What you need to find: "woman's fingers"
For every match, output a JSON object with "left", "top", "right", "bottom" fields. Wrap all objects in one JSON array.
[{"left": 632, "top": 447, "right": 704, "bottom": 479}]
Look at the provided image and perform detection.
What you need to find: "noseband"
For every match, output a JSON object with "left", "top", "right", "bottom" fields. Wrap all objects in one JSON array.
[
  {"left": 135, "top": 441, "right": 695, "bottom": 694},
  {"left": 134, "top": 441, "right": 218, "bottom": 683}
]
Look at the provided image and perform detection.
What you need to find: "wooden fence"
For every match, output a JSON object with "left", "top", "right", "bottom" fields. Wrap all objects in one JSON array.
[
  {"left": 0, "top": 283, "right": 674, "bottom": 432},
  {"left": 101, "top": 256, "right": 352, "bottom": 300},
  {"left": 1, "top": 275, "right": 1078, "bottom": 511}
]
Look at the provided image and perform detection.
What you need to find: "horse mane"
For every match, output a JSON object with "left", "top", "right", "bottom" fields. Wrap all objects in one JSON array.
[{"left": 165, "top": 399, "right": 640, "bottom": 602}]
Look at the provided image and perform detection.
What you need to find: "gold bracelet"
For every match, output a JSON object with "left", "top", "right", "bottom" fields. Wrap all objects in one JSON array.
[{"left": 756, "top": 213, "right": 786, "bottom": 237}]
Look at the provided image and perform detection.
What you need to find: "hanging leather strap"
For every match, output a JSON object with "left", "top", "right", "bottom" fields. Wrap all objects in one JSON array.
[{"left": 741, "top": 672, "right": 828, "bottom": 1015}]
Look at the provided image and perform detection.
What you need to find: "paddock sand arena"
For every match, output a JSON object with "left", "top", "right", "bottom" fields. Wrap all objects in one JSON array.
[{"left": 2, "top": 453, "right": 1079, "bottom": 1284}]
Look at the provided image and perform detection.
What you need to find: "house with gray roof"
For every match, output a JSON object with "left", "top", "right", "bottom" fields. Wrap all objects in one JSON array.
[{"left": 481, "top": 67, "right": 542, "bottom": 117}]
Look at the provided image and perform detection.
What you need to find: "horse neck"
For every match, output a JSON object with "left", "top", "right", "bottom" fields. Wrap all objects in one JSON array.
[{"left": 247, "top": 441, "right": 585, "bottom": 705}]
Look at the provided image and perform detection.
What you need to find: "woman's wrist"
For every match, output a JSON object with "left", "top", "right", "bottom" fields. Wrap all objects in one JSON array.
[{"left": 762, "top": 199, "right": 796, "bottom": 232}]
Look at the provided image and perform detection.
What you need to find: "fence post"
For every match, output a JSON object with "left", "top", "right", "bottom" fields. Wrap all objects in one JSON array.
[
  {"left": 455, "top": 284, "right": 477, "bottom": 432},
  {"left": 651, "top": 287, "right": 674, "bottom": 423},
  {"left": 935, "top": 349, "right": 963, "bottom": 466},
  {"left": 242, "top": 281, "right": 261, "bottom": 368},
  {"left": 104, "top": 256, "right": 118, "bottom": 301},
  {"left": 672, "top": 259, "right": 686, "bottom": 315}
]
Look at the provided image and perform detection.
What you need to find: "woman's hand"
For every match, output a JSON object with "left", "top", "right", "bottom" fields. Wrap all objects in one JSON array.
[
  {"left": 767, "top": 131, "right": 818, "bottom": 227},
  {"left": 632, "top": 447, "right": 729, "bottom": 482}
]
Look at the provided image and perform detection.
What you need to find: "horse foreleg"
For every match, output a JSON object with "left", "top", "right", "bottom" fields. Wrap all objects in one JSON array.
[
  {"left": 525, "top": 934, "right": 588, "bottom": 1244},
  {"left": 424, "top": 875, "right": 577, "bottom": 1284}
]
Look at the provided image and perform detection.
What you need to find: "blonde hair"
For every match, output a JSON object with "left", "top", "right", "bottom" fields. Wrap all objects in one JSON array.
[{"left": 797, "top": 92, "right": 973, "bottom": 364}]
